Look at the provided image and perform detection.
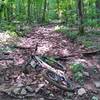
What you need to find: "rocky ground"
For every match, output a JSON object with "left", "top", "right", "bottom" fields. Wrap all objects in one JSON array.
[{"left": 0, "top": 25, "right": 100, "bottom": 100}]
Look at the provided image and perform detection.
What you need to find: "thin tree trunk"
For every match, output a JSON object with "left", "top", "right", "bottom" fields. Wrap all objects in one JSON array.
[
  {"left": 56, "top": 0, "right": 60, "bottom": 19},
  {"left": 42, "top": 0, "right": 47, "bottom": 22},
  {"left": 77, "top": 0, "right": 84, "bottom": 34},
  {"left": 27, "top": 0, "right": 31, "bottom": 23},
  {"left": 96, "top": 0, "right": 100, "bottom": 23}
]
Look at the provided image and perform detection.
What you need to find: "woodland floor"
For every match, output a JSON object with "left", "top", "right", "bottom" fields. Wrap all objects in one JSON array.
[{"left": 0, "top": 25, "right": 100, "bottom": 100}]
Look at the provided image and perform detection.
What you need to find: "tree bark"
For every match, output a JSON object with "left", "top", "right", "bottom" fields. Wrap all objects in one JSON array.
[
  {"left": 56, "top": 0, "right": 60, "bottom": 19},
  {"left": 96, "top": 0, "right": 100, "bottom": 23},
  {"left": 77, "top": 0, "right": 84, "bottom": 34},
  {"left": 27, "top": 0, "right": 31, "bottom": 23},
  {"left": 42, "top": 0, "right": 47, "bottom": 22}
]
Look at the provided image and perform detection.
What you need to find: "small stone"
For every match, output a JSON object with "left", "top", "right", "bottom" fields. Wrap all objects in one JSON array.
[
  {"left": 4, "top": 76, "right": 9, "bottom": 81},
  {"left": 17, "top": 83, "right": 24, "bottom": 87},
  {"left": 13, "top": 87, "right": 20, "bottom": 95},
  {"left": 26, "top": 86, "right": 34, "bottom": 93},
  {"left": 20, "top": 88, "right": 27, "bottom": 95},
  {"left": 94, "top": 81, "right": 100, "bottom": 88},
  {"left": 49, "top": 93, "right": 54, "bottom": 97},
  {"left": 83, "top": 71, "right": 89, "bottom": 77},
  {"left": 39, "top": 98, "right": 44, "bottom": 100},
  {"left": 35, "top": 83, "right": 45, "bottom": 93},
  {"left": 78, "top": 88, "right": 86, "bottom": 96},
  {"left": 92, "top": 96, "right": 99, "bottom": 100},
  {"left": 67, "top": 92, "right": 74, "bottom": 98}
]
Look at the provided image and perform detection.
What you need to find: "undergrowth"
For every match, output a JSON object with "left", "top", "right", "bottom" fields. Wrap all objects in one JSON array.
[
  {"left": 70, "top": 63, "right": 84, "bottom": 85},
  {"left": 0, "top": 21, "right": 32, "bottom": 37},
  {"left": 55, "top": 25, "right": 78, "bottom": 41}
]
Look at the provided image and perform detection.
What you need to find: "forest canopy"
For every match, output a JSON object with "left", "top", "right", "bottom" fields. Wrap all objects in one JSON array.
[{"left": 0, "top": 0, "right": 100, "bottom": 25}]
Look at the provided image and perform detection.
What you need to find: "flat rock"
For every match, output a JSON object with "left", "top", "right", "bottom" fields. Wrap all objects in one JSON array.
[
  {"left": 35, "top": 83, "right": 45, "bottom": 93},
  {"left": 92, "top": 96, "right": 99, "bottom": 100},
  {"left": 83, "top": 71, "right": 90, "bottom": 77},
  {"left": 17, "top": 83, "right": 24, "bottom": 87},
  {"left": 94, "top": 81, "right": 100, "bottom": 88},
  {"left": 13, "top": 87, "right": 20, "bottom": 95},
  {"left": 26, "top": 86, "right": 34, "bottom": 93},
  {"left": 39, "top": 98, "right": 45, "bottom": 100},
  {"left": 78, "top": 88, "right": 86, "bottom": 96},
  {"left": 20, "top": 88, "right": 27, "bottom": 95}
]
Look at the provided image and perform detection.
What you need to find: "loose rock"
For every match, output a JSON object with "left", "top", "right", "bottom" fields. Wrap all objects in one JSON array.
[
  {"left": 35, "top": 83, "right": 45, "bottom": 93},
  {"left": 39, "top": 98, "right": 44, "bottom": 100},
  {"left": 78, "top": 88, "right": 86, "bottom": 96},
  {"left": 92, "top": 96, "right": 99, "bottom": 100},
  {"left": 13, "top": 87, "right": 20, "bottom": 95},
  {"left": 26, "top": 86, "right": 34, "bottom": 93},
  {"left": 83, "top": 71, "right": 90, "bottom": 77},
  {"left": 20, "top": 88, "right": 27, "bottom": 95},
  {"left": 94, "top": 81, "right": 100, "bottom": 88},
  {"left": 17, "top": 83, "right": 24, "bottom": 87}
]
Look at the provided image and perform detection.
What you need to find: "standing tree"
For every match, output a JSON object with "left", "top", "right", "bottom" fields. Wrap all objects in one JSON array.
[
  {"left": 27, "top": 0, "right": 31, "bottom": 23},
  {"left": 96, "top": 0, "right": 100, "bottom": 23},
  {"left": 77, "top": 0, "right": 84, "bottom": 34},
  {"left": 42, "top": 0, "right": 47, "bottom": 22}
]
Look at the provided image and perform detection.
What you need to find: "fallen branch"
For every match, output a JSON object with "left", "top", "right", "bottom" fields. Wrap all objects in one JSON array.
[
  {"left": 0, "top": 58, "right": 13, "bottom": 60},
  {"left": 82, "top": 49, "right": 100, "bottom": 56},
  {"left": 55, "top": 49, "right": 100, "bottom": 60}
]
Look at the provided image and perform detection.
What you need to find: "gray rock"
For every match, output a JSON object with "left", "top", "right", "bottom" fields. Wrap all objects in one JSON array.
[
  {"left": 39, "top": 98, "right": 44, "bottom": 100},
  {"left": 83, "top": 71, "right": 89, "bottom": 77},
  {"left": 49, "top": 93, "right": 54, "bottom": 97},
  {"left": 20, "top": 88, "right": 27, "bottom": 95},
  {"left": 67, "top": 92, "right": 74, "bottom": 98},
  {"left": 13, "top": 87, "right": 20, "bottom": 95},
  {"left": 17, "top": 83, "right": 24, "bottom": 87},
  {"left": 26, "top": 86, "right": 34, "bottom": 93},
  {"left": 94, "top": 81, "right": 100, "bottom": 88},
  {"left": 35, "top": 83, "right": 45, "bottom": 93},
  {"left": 78, "top": 88, "right": 86, "bottom": 96},
  {"left": 92, "top": 96, "right": 99, "bottom": 100},
  {"left": 64, "top": 97, "right": 72, "bottom": 100}
]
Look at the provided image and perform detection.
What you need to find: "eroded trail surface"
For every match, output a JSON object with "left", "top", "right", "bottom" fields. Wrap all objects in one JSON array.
[
  {"left": 17, "top": 25, "right": 79, "bottom": 56},
  {"left": 0, "top": 25, "right": 100, "bottom": 100}
]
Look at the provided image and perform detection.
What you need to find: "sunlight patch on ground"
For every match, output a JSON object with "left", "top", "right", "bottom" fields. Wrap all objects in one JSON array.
[
  {"left": 37, "top": 42, "right": 53, "bottom": 54},
  {"left": 0, "top": 32, "right": 11, "bottom": 43},
  {"left": 61, "top": 48, "right": 70, "bottom": 56},
  {"left": 18, "top": 38, "right": 34, "bottom": 47}
]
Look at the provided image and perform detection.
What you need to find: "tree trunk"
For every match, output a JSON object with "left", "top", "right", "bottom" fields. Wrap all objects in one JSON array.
[
  {"left": 96, "top": 0, "right": 100, "bottom": 23},
  {"left": 56, "top": 0, "right": 60, "bottom": 19},
  {"left": 42, "top": 0, "right": 47, "bottom": 22},
  {"left": 27, "top": 0, "right": 31, "bottom": 23},
  {"left": 77, "top": 0, "right": 84, "bottom": 34}
]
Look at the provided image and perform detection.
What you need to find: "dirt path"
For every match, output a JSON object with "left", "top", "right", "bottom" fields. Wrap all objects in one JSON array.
[
  {"left": 0, "top": 25, "right": 100, "bottom": 100},
  {"left": 17, "top": 25, "right": 80, "bottom": 55}
]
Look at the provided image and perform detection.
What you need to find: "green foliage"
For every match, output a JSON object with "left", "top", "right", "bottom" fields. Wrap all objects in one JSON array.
[
  {"left": 0, "top": 21, "right": 32, "bottom": 37},
  {"left": 55, "top": 25, "right": 78, "bottom": 40},
  {"left": 70, "top": 63, "right": 84, "bottom": 84},
  {"left": 77, "top": 33, "right": 100, "bottom": 49},
  {"left": 0, "top": 0, "right": 100, "bottom": 36},
  {"left": 92, "top": 96, "right": 99, "bottom": 100},
  {"left": 74, "top": 72, "right": 84, "bottom": 83},
  {"left": 70, "top": 63, "right": 84, "bottom": 73},
  {"left": 82, "top": 40, "right": 93, "bottom": 48},
  {"left": 42, "top": 56, "right": 55, "bottom": 65},
  {"left": 0, "top": 45, "right": 16, "bottom": 53}
]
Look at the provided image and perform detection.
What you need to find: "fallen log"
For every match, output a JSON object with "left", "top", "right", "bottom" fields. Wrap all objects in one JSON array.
[{"left": 55, "top": 49, "right": 100, "bottom": 60}]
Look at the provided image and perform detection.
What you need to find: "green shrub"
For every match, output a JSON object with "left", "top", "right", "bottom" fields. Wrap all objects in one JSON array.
[
  {"left": 70, "top": 63, "right": 84, "bottom": 73},
  {"left": 55, "top": 26, "right": 78, "bottom": 40},
  {"left": 70, "top": 63, "right": 84, "bottom": 84},
  {"left": 82, "top": 40, "right": 93, "bottom": 48}
]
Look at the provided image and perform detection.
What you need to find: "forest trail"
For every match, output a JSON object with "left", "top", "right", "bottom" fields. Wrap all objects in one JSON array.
[
  {"left": 0, "top": 25, "right": 100, "bottom": 100},
  {"left": 16, "top": 25, "right": 80, "bottom": 56}
]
